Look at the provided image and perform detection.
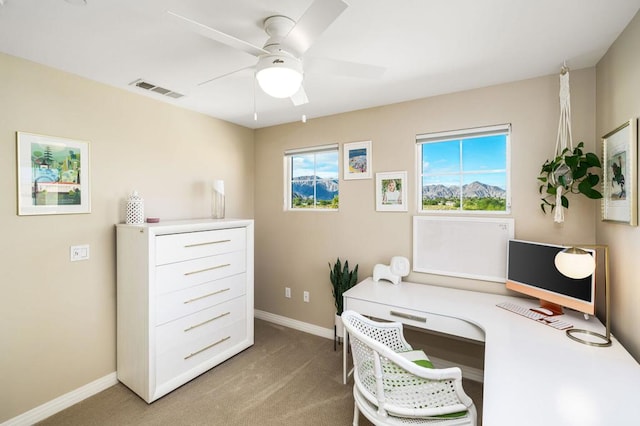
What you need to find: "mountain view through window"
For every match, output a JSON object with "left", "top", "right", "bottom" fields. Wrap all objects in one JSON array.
[
  {"left": 289, "top": 149, "right": 339, "bottom": 210},
  {"left": 418, "top": 126, "right": 509, "bottom": 212}
]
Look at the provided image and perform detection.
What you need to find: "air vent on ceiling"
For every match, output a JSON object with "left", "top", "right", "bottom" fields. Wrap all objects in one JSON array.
[{"left": 129, "top": 79, "right": 184, "bottom": 99}]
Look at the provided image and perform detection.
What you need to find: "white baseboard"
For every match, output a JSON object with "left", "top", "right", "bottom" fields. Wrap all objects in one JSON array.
[
  {"left": 254, "top": 309, "right": 484, "bottom": 383},
  {"left": 255, "top": 309, "right": 335, "bottom": 339},
  {"left": 2, "top": 372, "right": 118, "bottom": 426}
]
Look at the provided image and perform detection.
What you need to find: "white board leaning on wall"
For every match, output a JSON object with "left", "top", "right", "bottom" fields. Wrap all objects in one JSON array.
[{"left": 413, "top": 216, "right": 515, "bottom": 282}]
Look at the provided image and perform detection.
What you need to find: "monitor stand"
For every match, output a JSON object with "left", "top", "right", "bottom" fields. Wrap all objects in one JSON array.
[{"left": 538, "top": 300, "right": 564, "bottom": 316}]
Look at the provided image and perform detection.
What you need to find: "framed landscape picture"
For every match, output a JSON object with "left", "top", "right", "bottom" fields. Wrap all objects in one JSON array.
[
  {"left": 602, "top": 119, "right": 637, "bottom": 225},
  {"left": 343, "top": 140, "right": 371, "bottom": 180},
  {"left": 376, "top": 171, "right": 407, "bottom": 212},
  {"left": 17, "top": 132, "right": 91, "bottom": 215}
]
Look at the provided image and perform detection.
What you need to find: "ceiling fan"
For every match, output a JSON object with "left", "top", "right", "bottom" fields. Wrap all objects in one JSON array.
[{"left": 167, "top": 0, "right": 384, "bottom": 106}]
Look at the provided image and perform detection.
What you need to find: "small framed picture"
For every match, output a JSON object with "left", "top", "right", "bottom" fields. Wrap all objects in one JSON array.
[
  {"left": 602, "top": 119, "right": 637, "bottom": 225},
  {"left": 16, "top": 132, "right": 91, "bottom": 215},
  {"left": 343, "top": 140, "right": 372, "bottom": 180},
  {"left": 376, "top": 171, "right": 407, "bottom": 212}
]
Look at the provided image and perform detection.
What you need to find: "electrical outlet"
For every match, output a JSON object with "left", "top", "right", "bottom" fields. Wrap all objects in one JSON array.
[
  {"left": 285, "top": 287, "right": 291, "bottom": 298},
  {"left": 303, "top": 291, "right": 310, "bottom": 303},
  {"left": 70, "top": 244, "right": 90, "bottom": 261}
]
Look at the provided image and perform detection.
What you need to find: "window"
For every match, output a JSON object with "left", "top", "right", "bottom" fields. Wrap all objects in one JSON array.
[
  {"left": 284, "top": 144, "right": 339, "bottom": 210},
  {"left": 417, "top": 124, "right": 510, "bottom": 213}
]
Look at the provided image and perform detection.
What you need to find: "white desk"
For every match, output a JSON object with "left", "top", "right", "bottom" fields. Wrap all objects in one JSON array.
[{"left": 343, "top": 278, "right": 640, "bottom": 426}]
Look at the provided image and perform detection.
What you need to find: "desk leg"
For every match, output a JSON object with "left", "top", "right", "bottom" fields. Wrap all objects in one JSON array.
[{"left": 342, "top": 329, "right": 349, "bottom": 385}]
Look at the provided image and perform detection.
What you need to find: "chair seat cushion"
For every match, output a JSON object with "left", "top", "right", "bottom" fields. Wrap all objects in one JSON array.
[
  {"left": 398, "top": 349, "right": 434, "bottom": 369},
  {"left": 397, "top": 350, "right": 467, "bottom": 420}
]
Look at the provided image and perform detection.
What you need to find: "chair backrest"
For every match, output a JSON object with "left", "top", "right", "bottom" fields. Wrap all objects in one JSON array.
[{"left": 342, "top": 310, "right": 475, "bottom": 420}]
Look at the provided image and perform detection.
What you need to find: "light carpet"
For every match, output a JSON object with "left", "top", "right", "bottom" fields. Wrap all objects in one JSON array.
[{"left": 38, "top": 319, "right": 483, "bottom": 425}]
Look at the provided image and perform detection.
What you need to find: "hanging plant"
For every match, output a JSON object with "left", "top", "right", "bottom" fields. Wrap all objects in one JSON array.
[{"left": 538, "top": 141, "right": 603, "bottom": 213}]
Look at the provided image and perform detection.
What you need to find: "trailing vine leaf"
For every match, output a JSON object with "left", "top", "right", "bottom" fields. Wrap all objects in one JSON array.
[{"left": 538, "top": 142, "right": 602, "bottom": 214}]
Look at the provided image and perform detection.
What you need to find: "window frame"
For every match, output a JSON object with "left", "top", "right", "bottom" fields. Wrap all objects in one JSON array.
[
  {"left": 416, "top": 124, "right": 511, "bottom": 214},
  {"left": 283, "top": 143, "right": 339, "bottom": 212}
]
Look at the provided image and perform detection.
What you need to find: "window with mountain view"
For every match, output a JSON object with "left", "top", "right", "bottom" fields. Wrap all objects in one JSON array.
[
  {"left": 417, "top": 124, "right": 510, "bottom": 212},
  {"left": 284, "top": 144, "right": 339, "bottom": 210}
]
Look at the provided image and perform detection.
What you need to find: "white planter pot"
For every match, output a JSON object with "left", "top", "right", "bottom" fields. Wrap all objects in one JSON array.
[{"left": 335, "top": 313, "right": 344, "bottom": 338}]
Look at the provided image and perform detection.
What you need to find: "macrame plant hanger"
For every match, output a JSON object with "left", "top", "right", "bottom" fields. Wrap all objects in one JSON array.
[{"left": 553, "top": 63, "right": 573, "bottom": 223}]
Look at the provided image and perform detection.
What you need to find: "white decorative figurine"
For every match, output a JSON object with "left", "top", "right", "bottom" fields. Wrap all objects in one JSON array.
[{"left": 373, "top": 256, "right": 410, "bottom": 285}]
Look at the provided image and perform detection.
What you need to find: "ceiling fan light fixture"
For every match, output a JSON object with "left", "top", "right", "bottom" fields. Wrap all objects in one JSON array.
[{"left": 256, "top": 54, "right": 303, "bottom": 99}]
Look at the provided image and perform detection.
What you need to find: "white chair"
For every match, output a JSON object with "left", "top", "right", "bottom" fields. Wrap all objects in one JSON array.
[{"left": 342, "top": 310, "right": 477, "bottom": 426}]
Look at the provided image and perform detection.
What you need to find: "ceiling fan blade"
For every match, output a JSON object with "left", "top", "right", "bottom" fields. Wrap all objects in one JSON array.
[
  {"left": 197, "top": 65, "right": 255, "bottom": 87},
  {"left": 281, "top": 0, "right": 348, "bottom": 57},
  {"left": 305, "top": 57, "right": 385, "bottom": 79},
  {"left": 291, "top": 86, "right": 309, "bottom": 106},
  {"left": 167, "top": 10, "right": 268, "bottom": 58}
]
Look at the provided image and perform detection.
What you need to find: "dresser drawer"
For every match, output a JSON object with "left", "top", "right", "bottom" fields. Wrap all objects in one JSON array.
[
  {"left": 155, "top": 227, "right": 246, "bottom": 265},
  {"left": 155, "top": 301, "right": 247, "bottom": 385},
  {"left": 156, "top": 296, "right": 246, "bottom": 356},
  {"left": 155, "top": 251, "right": 245, "bottom": 295},
  {"left": 156, "top": 273, "right": 246, "bottom": 326},
  {"left": 346, "top": 298, "right": 485, "bottom": 342}
]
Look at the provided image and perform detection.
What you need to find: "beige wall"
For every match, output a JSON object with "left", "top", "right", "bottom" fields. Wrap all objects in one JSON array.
[
  {"left": 6, "top": 11, "right": 640, "bottom": 419},
  {"left": 254, "top": 69, "right": 598, "bottom": 330},
  {"left": 0, "top": 53, "right": 255, "bottom": 422},
  {"left": 596, "top": 10, "right": 640, "bottom": 361}
]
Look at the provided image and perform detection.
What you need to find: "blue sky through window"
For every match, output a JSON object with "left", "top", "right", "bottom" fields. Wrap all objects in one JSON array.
[
  {"left": 292, "top": 151, "right": 339, "bottom": 179},
  {"left": 422, "top": 135, "right": 506, "bottom": 189}
]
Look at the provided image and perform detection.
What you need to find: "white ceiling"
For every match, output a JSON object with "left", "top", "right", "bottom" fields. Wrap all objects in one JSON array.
[{"left": 1, "top": 0, "right": 639, "bottom": 129}]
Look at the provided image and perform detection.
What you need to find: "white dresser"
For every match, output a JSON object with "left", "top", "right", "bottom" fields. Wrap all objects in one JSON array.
[{"left": 116, "top": 219, "right": 254, "bottom": 403}]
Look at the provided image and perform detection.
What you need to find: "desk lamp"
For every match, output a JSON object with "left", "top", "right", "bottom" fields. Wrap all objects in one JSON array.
[{"left": 554, "top": 245, "right": 611, "bottom": 347}]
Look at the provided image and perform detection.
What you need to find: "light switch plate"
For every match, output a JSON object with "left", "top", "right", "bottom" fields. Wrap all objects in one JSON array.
[{"left": 70, "top": 244, "right": 90, "bottom": 261}]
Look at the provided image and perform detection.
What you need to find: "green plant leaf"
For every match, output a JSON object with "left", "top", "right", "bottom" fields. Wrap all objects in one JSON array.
[
  {"left": 585, "top": 152, "right": 602, "bottom": 167},
  {"left": 578, "top": 180, "right": 603, "bottom": 199},
  {"left": 572, "top": 165, "right": 587, "bottom": 180},
  {"left": 329, "top": 258, "right": 358, "bottom": 315},
  {"left": 537, "top": 141, "right": 602, "bottom": 217},
  {"left": 565, "top": 155, "right": 579, "bottom": 168}
]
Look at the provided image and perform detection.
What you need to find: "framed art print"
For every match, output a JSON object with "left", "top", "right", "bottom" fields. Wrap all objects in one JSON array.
[
  {"left": 343, "top": 140, "right": 371, "bottom": 180},
  {"left": 16, "top": 132, "right": 91, "bottom": 215},
  {"left": 376, "top": 171, "right": 407, "bottom": 212},
  {"left": 602, "top": 119, "right": 637, "bottom": 225}
]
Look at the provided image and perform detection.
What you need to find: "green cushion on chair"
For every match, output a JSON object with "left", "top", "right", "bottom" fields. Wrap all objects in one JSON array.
[
  {"left": 397, "top": 349, "right": 468, "bottom": 420},
  {"left": 398, "top": 349, "right": 434, "bottom": 369}
]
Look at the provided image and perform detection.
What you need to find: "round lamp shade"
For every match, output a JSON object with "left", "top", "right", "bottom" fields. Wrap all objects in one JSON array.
[
  {"left": 256, "top": 55, "right": 303, "bottom": 99},
  {"left": 554, "top": 247, "right": 596, "bottom": 279}
]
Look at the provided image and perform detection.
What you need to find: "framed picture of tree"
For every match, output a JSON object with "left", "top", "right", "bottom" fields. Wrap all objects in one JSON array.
[{"left": 16, "top": 132, "right": 91, "bottom": 215}]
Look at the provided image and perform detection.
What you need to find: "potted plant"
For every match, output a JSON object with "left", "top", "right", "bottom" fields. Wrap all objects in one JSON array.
[
  {"left": 538, "top": 142, "right": 602, "bottom": 214},
  {"left": 329, "top": 258, "right": 358, "bottom": 337}
]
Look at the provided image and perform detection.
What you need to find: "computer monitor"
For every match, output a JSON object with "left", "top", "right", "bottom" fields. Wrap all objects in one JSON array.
[{"left": 506, "top": 239, "right": 595, "bottom": 315}]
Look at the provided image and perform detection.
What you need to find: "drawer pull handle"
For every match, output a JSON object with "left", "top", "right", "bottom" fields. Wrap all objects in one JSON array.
[
  {"left": 184, "top": 336, "right": 231, "bottom": 360},
  {"left": 184, "top": 263, "right": 231, "bottom": 276},
  {"left": 390, "top": 311, "right": 427, "bottom": 323},
  {"left": 184, "top": 312, "right": 231, "bottom": 332},
  {"left": 184, "top": 288, "right": 231, "bottom": 304},
  {"left": 184, "top": 239, "right": 231, "bottom": 248}
]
